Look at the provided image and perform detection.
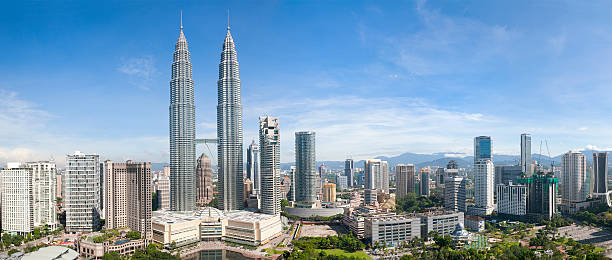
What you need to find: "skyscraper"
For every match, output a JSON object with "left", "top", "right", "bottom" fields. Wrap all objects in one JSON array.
[
  {"left": 396, "top": 164, "right": 415, "bottom": 198},
  {"left": 127, "top": 161, "right": 152, "bottom": 240},
  {"left": 364, "top": 159, "right": 389, "bottom": 193},
  {"left": 520, "top": 134, "right": 532, "bottom": 175},
  {"left": 517, "top": 172, "right": 558, "bottom": 220},
  {"left": 593, "top": 152, "right": 609, "bottom": 200},
  {"left": 561, "top": 151, "right": 587, "bottom": 213},
  {"left": 473, "top": 159, "right": 495, "bottom": 216},
  {"left": 295, "top": 131, "right": 316, "bottom": 203},
  {"left": 217, "top": 23, "right": 244, "bottom": 211},
  {"left": 155, "top": 176, "right": 170, "bottom": 210},
  {"left": 169, "top": 19, "right": 196, "bottom": 211},
  {"left": 259, "top": 116, "right": 281, "bottom": 215},
  {"left": 287, "top": 166, "right": 296, "bottom": 202},
  {"left": 104, "top": 161, "right": 127, "bottom": 230},
  {"left": 421, "top": 169, "right": 430, "bottom": 197},
  {"left": 65, "top": 152, "right": 100, "bottom": 233},
  {"left": 444, "top": 176, "right": 467, "bottom": 212},
  {"left": 1, "top": 163, "right": 33, "bottom": 235},
  {"left": 196, "top": 154, "right": 214, "bottom": 205},
  {"left": 474, "top": 136, "right": 492, "bottom": 162},
  {"left": 247, "top": 140, "right": 261, "bottom": 196},
  {"left": 345, "top": 159, "right": 354, "bottom": 187},
  {"left": 26, "top": 161, "right": 58, "bottom": 229},
  {"left": 322, "top": 183, "right": 336, "bottom": 202}
]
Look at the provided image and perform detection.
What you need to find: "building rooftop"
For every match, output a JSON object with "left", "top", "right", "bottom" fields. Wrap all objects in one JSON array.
[
  {"left": 152, "top": 207, "right": 224, "bottom": 225},
  {"left": 223, "top": 211, "right": 280, "bottom": 222},
  {"left": 21, "top": 246, "right": 78, "bottom": 260}
]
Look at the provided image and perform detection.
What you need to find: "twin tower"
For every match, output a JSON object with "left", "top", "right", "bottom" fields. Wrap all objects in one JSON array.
[{"left": 169, "top": 20, "right": 243, "bottom": 211}]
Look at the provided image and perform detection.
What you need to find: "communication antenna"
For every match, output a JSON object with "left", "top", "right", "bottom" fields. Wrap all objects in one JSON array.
[{"left": 545, "top": 139, "right": 553, "bottom": 172}]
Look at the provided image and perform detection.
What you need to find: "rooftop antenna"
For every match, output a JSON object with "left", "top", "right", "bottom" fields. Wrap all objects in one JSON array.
[
  {"left": 227, "top": 9, "right": 230, "bottom": 30},
  {"left": 545, "top": 139, "right": 553, "bottom": 173},
  {"left": 180, "top": 10, "right": 183, "bottom": 30}
]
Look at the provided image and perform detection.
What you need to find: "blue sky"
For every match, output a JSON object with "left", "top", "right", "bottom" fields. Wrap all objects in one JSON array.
[{"left": 2, "top": 0, "right": 612, "bottom": 165}]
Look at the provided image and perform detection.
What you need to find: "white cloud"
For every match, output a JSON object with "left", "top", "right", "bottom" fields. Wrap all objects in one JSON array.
[{"left": 118, "top": 56, "right": 156, "bottom": 90}]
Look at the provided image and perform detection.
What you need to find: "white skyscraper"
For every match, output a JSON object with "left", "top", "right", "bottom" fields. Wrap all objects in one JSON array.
[
  {"left": 1, "top": 163, "right": 33, "bottom": 235},
  {"left": 65, "top": 152, "right": 100, "bottom": 233},
  {"left": 496, "top": 183, "right": 527, "bottom": 216},
  {"left": 247, "top": 140, "right": 261, "bottom": 197},
  {"left": 26, "top": 161, "right": 58, "bottom": 229},
  {"left": 561, "top": 151, "right": 587, "bottom": 212},
  {"left": 474, "top": 159, "right": 495, "bottom": 216},
  {"left": 520, "top": 134, "right": 532, "bottom": 175},
  {"left": 259, "top": 116, "right": 281, "bottom": 215}
]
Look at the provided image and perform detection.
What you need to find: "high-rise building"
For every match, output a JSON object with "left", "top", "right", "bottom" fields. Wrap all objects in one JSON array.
[
  {"left": 421, "top": 169, "right": 430, "bottom": 197},
  {"left": 496, "top": 183, "right": 527, "bottom": 216},
  {"left": 520, "top": 134, "right": 532, "bottom": 175},
  {"left": 104, "top": 161, "right": 127, "bottom": 230},
  {"left": 295, "top": 131, "right": 317, "bottom": 204},
  {"left": 127, "top": 162, "right": 152, "bottom": 240},
  {"left": 217, "top": 23, "right": 244, "bottom": 211},
  {"left": 494, "top": 165, "right": 522, "bottom": 187},
  {"left": 287, "top": 166, "right": 296, "bottom": 202},
  {"left": 1, "top": 163, "right": 33, "bottom": 235},
  {"left": 196, "top": 154, "right": 214, "bottom": 205},
  {"left": 364, "top": 159, "right": 389, "bottom": 193},
  {"left": 156, "top": 176, "right": 170, "bottom": 210},
  {"left": 345, "top": 159, "right": 354, "bottom": 187},
  {"left": 517, "top": 172, "right": 558, "bottom": 220},
  {"left": 26, "top": 161, "right": 58, "bottom": 228},
  {"left": 56, "top": 173, "right": 62, "bottom": 199},
  {"left": 259, "top": 116, "right": 281, "bottom": 215},
  {"left": 396, "top": 164, "right": 415, "bottom": 198},
  {"left": 364, "top": 189, "right": 377, "bottom": 205},
  {"left": 322, "top": 183, "right": 336, "bottom": 203},
  {"left": 473, "top": 159, "right": 495, "bottom": 216},
  {"left": 247, "top": 140, "right": 261, "bottom": 196},
  {"left": 474, "top": 136, "right": 492, "bottom": 162},
  {"left": 444, "top": 176, "right": 467, "bottom": 212},
  {"left": 561, "top": 151, "right": 587, "bottom": 212},
  {"left": 169, "top": 20, "right": 196, "bottom": 211},
  {"left": 65, "top": 152, "right": 100, "bottom": 233},
  {"left": 336, "top": 175, "right": 348, "bottom": 190},
  {"left": 593, "top": 152, "right": 610, "bottom": 205}
]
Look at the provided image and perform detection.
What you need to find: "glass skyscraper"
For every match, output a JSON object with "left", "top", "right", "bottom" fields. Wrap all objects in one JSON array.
[
  {"left": 295, "top": 131, "right": 316, "bottom": 203},
  {"left": 520, "top": 134, "right": 532, "bottom": 175},
  {"left": 474, "top": 136, "right": 492, "bottom": 162},
  {"left": 169, "top": 21, "right": 196, "bottom": 211}
]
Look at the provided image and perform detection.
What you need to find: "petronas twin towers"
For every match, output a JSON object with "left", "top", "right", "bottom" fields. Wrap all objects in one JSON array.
[{"left": 169, "top": 18, "right": 243, "bottom": 211}]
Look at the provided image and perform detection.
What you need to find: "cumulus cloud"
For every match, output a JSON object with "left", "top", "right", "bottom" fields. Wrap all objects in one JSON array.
[{"left": 118, "top": 56, "right": 157, "bottom": 90}]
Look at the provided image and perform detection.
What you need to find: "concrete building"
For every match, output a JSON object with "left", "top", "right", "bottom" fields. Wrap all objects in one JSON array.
[
  {"left": 345, "top": 159, "right": 354, "bottom": 187},
  {"left": 419, "top": 211, "right": 464, "bottom": 238},
  {"left": 169, "top": 22, "right": 196, "bottom": 212},
  {"left": 56, "top": 173, "right": 63, "bottom": 199},
  {"left": 104, "top": 161, "right": 127, "bottom": 229},
  {"left": 155, "top": 176, "right": 170, "bottom": 210},
  {"left": 287, "top": 166, "right": 296, "bottom": 202},
  {"left": 593, "top": 152, "right": 610, "bottom": 206},
  {"left": 421, "top": 169, "right": 430, "bottom": 197},
  {"left": 295, "top": 131, "right": 317, "bottom": 204},
  {"left": 322, "top": 183, "right": 336, "bottom": 202},
  {"left": 496, "top": 183, "right": 527, "bottom": 216},
  {"left": 518, "top": 172, "right": 558, "bottom": 220},
  {"left": 65, "top": 152, "right": 100, "bottom": 233},
  {"left": 127, "top": 162, "right": 152, "bottom": 240},
  {"left": 561, "top": 151, "right": 587, "bottom": 213},
  {"left": 26, "top": 161, "right": 58, "bottom": 228},
  {"left": 364, "top": 189, "right": 377, "bottom": 205},
  {"left": 196, "top": 154, "right": 214, "bottom": 205},
  {"left": 1, "top": 163, "right": 33, "bottom": 234},
  {"left": 365, "top": 159, "right": 389, "bottom": 193},
  {"left": 259, "top": 116, "right": 281, "bottom": 215},
  {"left": 474, "top": 136, "right": 492, "bottom": 162},
  {"left": 222, "top": 211, "right": 282, "bottom": 246},
  {"left": 473, "top": 159, "right": 495, "bottom": 216},
  {"left": 217, "top": 25, "right": 245, "bottom": 211},
  {"left": 396, "top": 164, "right": 415, "bottom": 199},
  {"left": 521, "top": 134, "right": 532, "bottom": 175},
  {"left": 445, "top": 176, "right": 467, "bottom": 212},
  {"left": 364, "top": 214, "right": 421, "bottom": 246},
  {"left": 464, "top": 214, "right": 485, "bottom": 232},
  {"left": 246, "top": 140, "right": 261, "bottom": 197},
  {"left": 76, "top": 231, "right": 145, "bottom": 260},
  {"left": 495, "top": 165, "right": 522, "bottom": 188},
  {"left": 336, "top": 175, "right": 348, "bottom": 190}
]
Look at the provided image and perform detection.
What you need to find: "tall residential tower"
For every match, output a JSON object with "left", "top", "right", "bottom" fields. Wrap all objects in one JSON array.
[
  {"left": 259, "top": 116, "right": 281, "bottom": 215},
  {"left": 520, "top": 134, "right": 532, "bottom": 175}
]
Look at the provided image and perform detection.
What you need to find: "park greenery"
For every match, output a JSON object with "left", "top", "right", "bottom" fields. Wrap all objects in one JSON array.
[
  {"left": 102, "top": 243, "right": 179, "bottom": 260},
  {"left": 395, "top": 192, "right": 444, "bottom": 213},
  {"left": 286, "top": 234, "right": 367, "bottom": 259},
  {"left": 281, "top": 211, "right": 344, "bottom": 222},
  {"left": 126, "top": 231, "right": 141, "bottom": 240}
]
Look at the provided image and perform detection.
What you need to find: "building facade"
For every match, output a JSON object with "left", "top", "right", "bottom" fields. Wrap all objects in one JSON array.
[
  {"left": 474, "top": 136, "right": 492, "bottom": 162},
  {"left": 26, "top": 161, "right": 58, "bottom": 228},
  {"left": 593, "top": 152, "right": 610, "bottom": 205},
  {"left": 295, "top": 131, "right": 317, "bottom": 204},
  {"left": 196, "top": 154, "right": 214, "bottom": 205},
  {"left": 518, "top": 172, "right": 558, "bottom": 220},
  {"left": 127, "top": 162, "right": 152, "bottom": 240},
  {"left": 496, "top": 183, "right": 527, "bottom": 216},
  {"left": 494, "top": 165, "right": 522, "bottom": 187},
  {"left": 259, "top": 116, "right": 281, "bottom": 215},
  {"left": 421, "top": 169, "right": 430, "bottom": 197},
  {"left": 156, "top": 176, "right": 170, "bottom": 210},
  {"left": 169, "top": 22, "right": 196, "bottom": 211},
  {"left": 365, "top": 159, "right": 389, "bottom": 193},
  {"left": 1, "top": 163, "right": 33, "bottom": 234},
  {"left": 473, "top": 159, "right": 495, "bottom": 216},
  {"left": 345, "top": 159, "right": 354, "bottom": 187},
  {"left": 364, "top": 214, "right": 421, "bottom": 246},
  {"left": 65, "top": 152, "right": 100, "bottom": 233},
  {"left": 520, "top": 134, "right": 532, "bottom": 175},
  {"left": 445, "top": 176, "right": 467, "bottom": 212},
  {"left": 246, "top": 140, "right": 261, "bottom": 196},
  {"left": 322, "top": 183, "right": 336, "bottom": 202},
  {"left": 561, "top": 151, "right": 587, "bottom": 210},
  {"left": 396, "top": 164, "right": 415, "bottom": 199},
  {"left": 419, "top": 211, "right": 464, "bottom": 238},
  {"left": 104, "top": 161, "right": 127, "bottom": 229}
]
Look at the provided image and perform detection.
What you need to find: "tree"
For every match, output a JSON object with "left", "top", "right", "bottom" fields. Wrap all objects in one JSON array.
[
  {"left": 281, "top": 199, "right": 289, "bottom": 211},
  {"left": 102, "top": 251, "right": 122, "bottom": 260},
  {"left": 433, "top": 234, "right": 453, "bottom": 248},
  {"left": 126, "top": 231, "right": 141, "bottom": 240}
]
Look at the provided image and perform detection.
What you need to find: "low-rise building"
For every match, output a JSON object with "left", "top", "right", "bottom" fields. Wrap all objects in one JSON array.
[
  {"left": 419, "top": 211, "right": 464, "bottom": 238},
  {"left": 464, "top": 214, "right": 485, "bottom": 232},
  {"left": 76, "top": 232, "right": 145, "bottom": 260},
  {"left": 222, "top": 211, "right": 282, "bottom": 246},
  {"left": 364, "top": 214, "right": 421, "bottom": 246}
]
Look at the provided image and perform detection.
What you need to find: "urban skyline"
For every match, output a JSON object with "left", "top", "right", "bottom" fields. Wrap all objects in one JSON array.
[{"left": 5, "top": 2, "right": 612, "bottom": 166}]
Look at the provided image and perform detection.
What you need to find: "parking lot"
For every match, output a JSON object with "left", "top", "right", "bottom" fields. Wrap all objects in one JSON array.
[
  {"left": 298, "top": 224, "right": 348, "bottom": 238},
  {"left": 557, "top": 224, "right": 612, "bottom": 255}
]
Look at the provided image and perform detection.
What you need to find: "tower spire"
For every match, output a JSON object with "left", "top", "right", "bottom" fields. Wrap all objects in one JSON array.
[
  {"left": 180, "top": 10, "right": 183, "bottom": 30},
  {"left": 227, "top": 9, "right": 230, "bottom": 31}
]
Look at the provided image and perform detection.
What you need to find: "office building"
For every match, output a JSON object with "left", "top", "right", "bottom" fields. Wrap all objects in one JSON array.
[
  {"left": 217, "top": 23, "right": 245, "bottom": 211},
  {"left": 287, "top": 166, "right": 296, "bottom": 202},
  {"left": 104, "top": 161, "right": 127, "bottom": 229},
  {"left": 473, "top": 159, "right": 494, "bottom": 216},
  {"left": 396, "top": 164, "right": 415, "bottom": 198},
  {"left": 464, "top": 215, "right": 485, "bottom": 232},
  {"left": 196, "top": 154, "right": 214, "bottom": 205},
  {"left": 419, "top": 211, "right": 464, "bottom": 238},
  {"left": 336, "top": 175, "right": 348, "bottom": 190},
  {"left": 474, "top": 136, "right": 492, "bottom": 162},
  {"left": 56, "top": 173, "right": 63, "bottom": 199},
  {"left": 322, "top": 183, "right": 336, "bottom": 203},
  {"left": 295, "top": 131, "right": 317, "bottom": 203},
  {"left": 65, "top": 152, "right": 100, "bottom": 233},
  {"left": 127, "top": 162, "right": 152, "bottom": 240},
  {"left": 444, "top": 176, "right": 467, "bottom": 212},
  {"left": 169, "top": 19, "right": 196, "bottom": 211},
  {"left": 156, "top": 176, "right": 170, "bottom": 210},
  {"left": 364, "top": 214, "right": 421, "bottom": 246},
  {"left": 518, "top": 172, "right": 558, "bottom": 220},
  {"left": 259, "top": 116, "right": 281, "bottom": 215},
  {"left": 561, "top": 151, "right": 587, "bottom": 212},
  {"left": 593, "top": 152, "right": 610, "bottom": 205},
  {"left": 365, "top": 159, "right": 389, "bottom": 193},
  {"left": 520, "top": 134, "right": 532, "bottom": 175},
  {"left": 496, "top": 183, "right": 527, "bottom": 216},
  {"left": 421, "top": 169, "right": 430, "bottom": 197},
  {"left": 345, "top": 159, "right": 354, "bottom": 187},
  {"left": 1, "top": 163, "right": 33, "bottom": 234},
  {"left": 247, "top": 140, "right": 261, "bottom": 196},
  {"left": 364, "top": 189, "right": 377, "bottom": 205},
  {"left": 494, "top": 165, "right": 522, "bottom": 187},
  {"left": 26, "top": 161, "right": 58, "bottom": 228}
]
